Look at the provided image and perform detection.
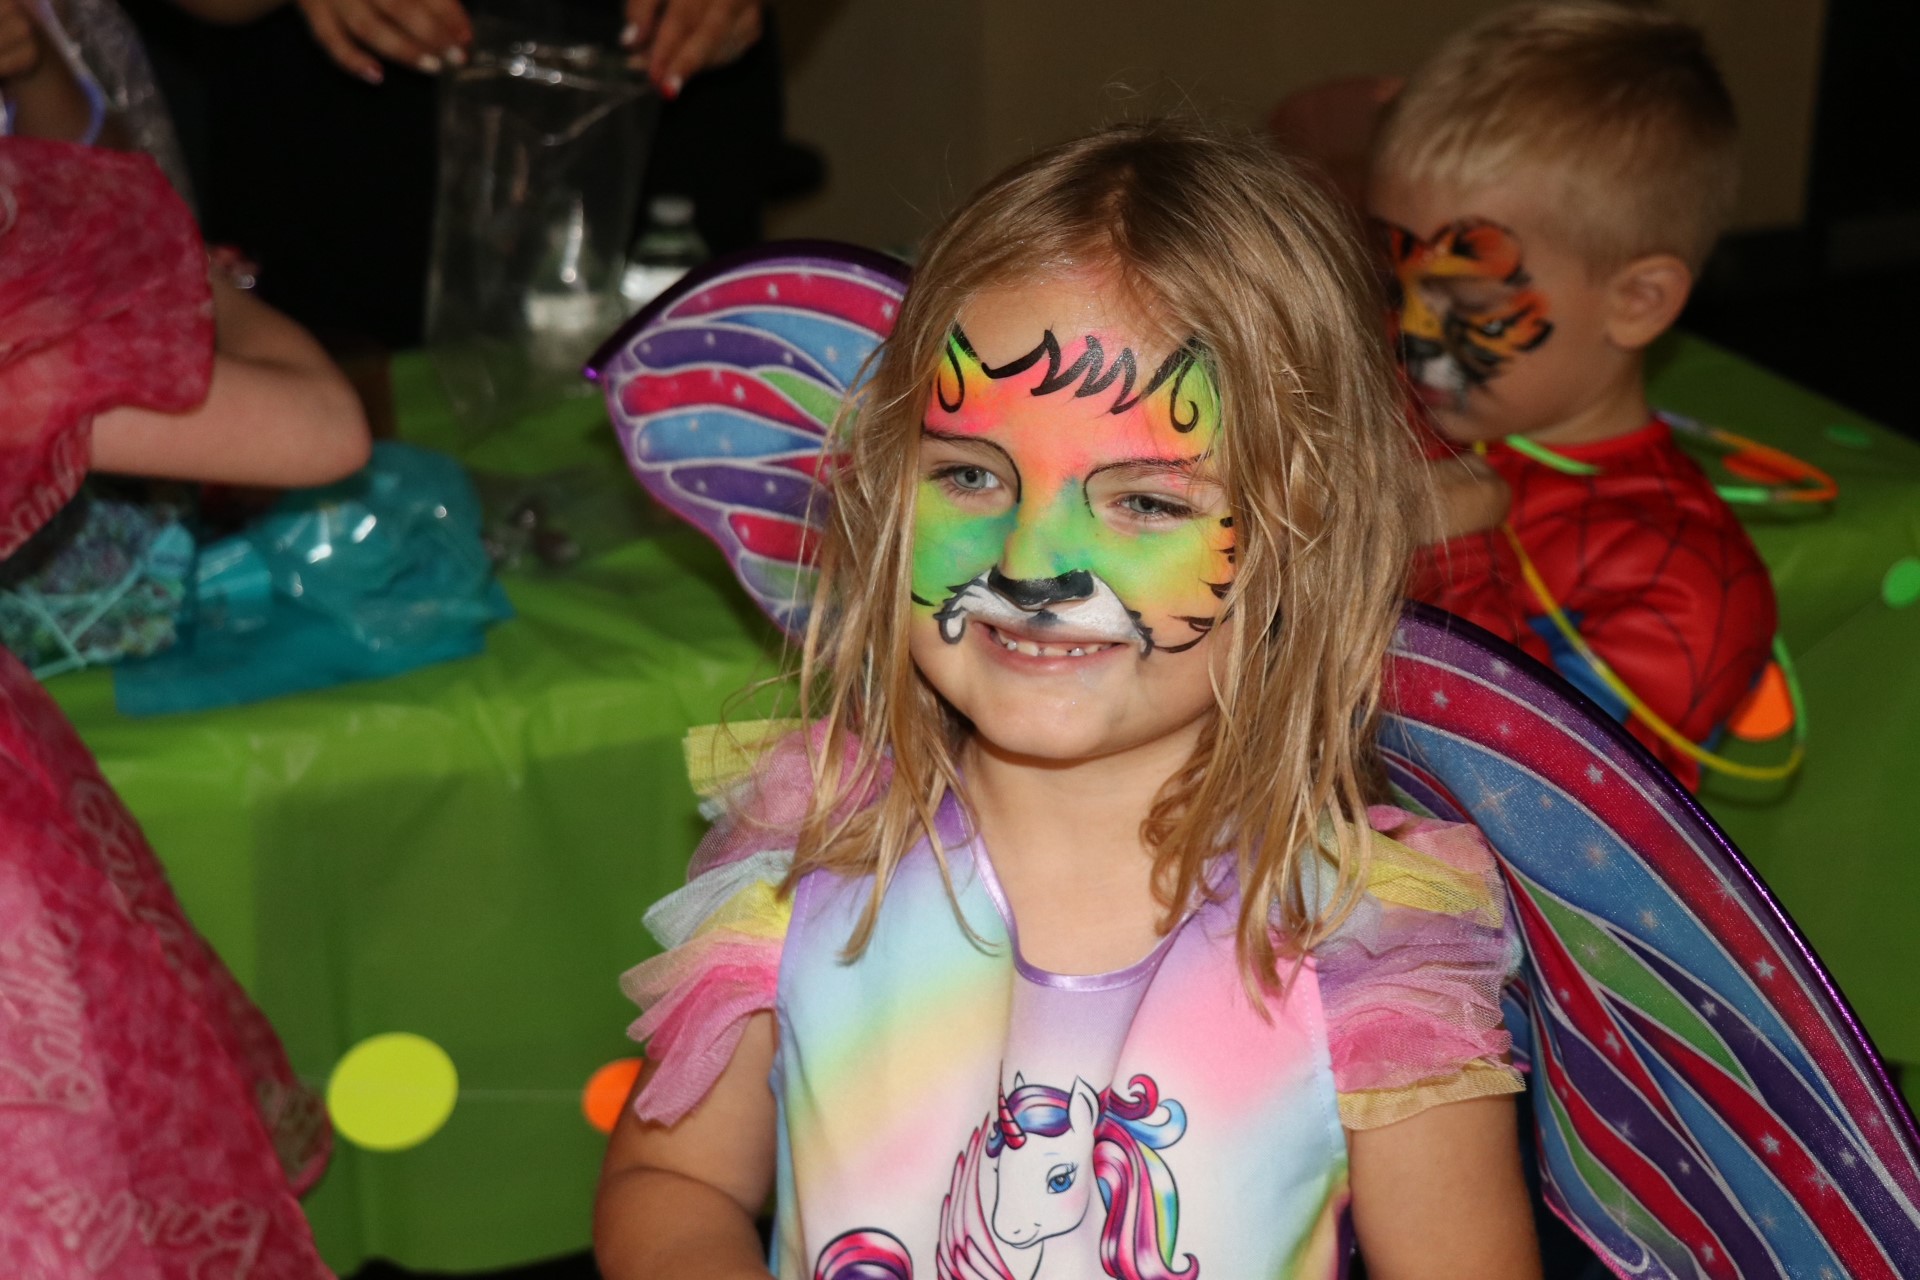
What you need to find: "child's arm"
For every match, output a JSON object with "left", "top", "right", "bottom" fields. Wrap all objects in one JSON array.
[
  {"left": 91, "top": 278, "right": 372, "bottom": 487},
  {"left": 1348, "top": 1095, "right": 1541, "bottom": 1279},
  {"left": 1424, "top": 452, "right": 1511, "bottom": 542},
  {"left": 595, "top": 1010, "right": 780, "bottom": 1280}
]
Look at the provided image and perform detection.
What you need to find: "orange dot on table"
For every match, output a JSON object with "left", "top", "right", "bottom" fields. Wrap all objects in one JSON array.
[
  {"left": 1728, "top": 660, "right": 1793, "bottom": 743},
  {"left": 583, "top": 1057, "right": 646, "bottom": 1133}
]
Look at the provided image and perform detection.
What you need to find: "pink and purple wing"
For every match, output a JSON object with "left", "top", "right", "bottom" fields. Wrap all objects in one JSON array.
[
  {"left": 1382, "top": 603, "right": 1920, "bottom": 1278},
  {"left": 587, "top": 242, "right": 910, "bottom": 637},
  {"left": 936, "top": 1121, "right": 1016, "bottom": 1280}
]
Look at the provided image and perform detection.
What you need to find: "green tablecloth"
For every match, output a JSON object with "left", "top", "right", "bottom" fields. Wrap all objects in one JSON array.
[
  {"left": 1644, "top": 337, "right": 1920, "bottom": 1072},
  {"left": 50, "top": 337, "right": 1920, "bottom": 1275},
  {"left": 54, "top": 360, "right": 787, "bottom": 1274}
]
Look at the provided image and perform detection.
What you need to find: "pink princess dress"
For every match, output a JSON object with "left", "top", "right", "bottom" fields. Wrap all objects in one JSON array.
[
  {"left": 0, "top": 137, "right": 330, "bottom": 1278},
  {"left": 621, "top": 736, "right": 1523, "bottom": 1280}
]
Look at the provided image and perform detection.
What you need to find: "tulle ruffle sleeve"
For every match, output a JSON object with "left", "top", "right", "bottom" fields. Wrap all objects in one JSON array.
[
  {"left": 1318, "top": 805, "right": 1523, "bottom": 1130},
  {"left": 0, "top": 137, "right": 212, "bottom": 557},
  {"left": 620, "top": 845, "right": 793, "bottom": 1125},
  {"left": 620, "top": 722, "right": 884, "bottom": 1125}
]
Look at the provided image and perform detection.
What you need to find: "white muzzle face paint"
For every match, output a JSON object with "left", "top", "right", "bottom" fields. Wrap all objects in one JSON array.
[{"left": 931, "top": 569, "right": 1149, "bottom": 656}]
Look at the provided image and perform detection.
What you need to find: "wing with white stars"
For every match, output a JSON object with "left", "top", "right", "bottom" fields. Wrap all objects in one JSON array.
[
  {"left": 1382, "top": 603, "right": 1920, "bottom": 1280},
  {"left": 587, "top": 242, "right": 909, "bottom": 636}
]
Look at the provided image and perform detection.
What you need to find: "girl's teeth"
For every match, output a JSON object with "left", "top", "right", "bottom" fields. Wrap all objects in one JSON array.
[{"left": 992, "top": 629, "right": 1112, "bottom": 658}]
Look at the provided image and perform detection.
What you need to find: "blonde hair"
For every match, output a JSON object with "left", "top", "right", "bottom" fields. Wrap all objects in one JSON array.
[
  {"left": 1373, "top": 1, "right": 1738, "bottom": 271},
  {"left": 786, "top": 119, "right": 1424, "bottom": 986}
]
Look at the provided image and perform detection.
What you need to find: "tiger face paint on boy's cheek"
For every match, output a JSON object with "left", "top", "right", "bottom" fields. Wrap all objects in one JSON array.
[
  {"left": 909, "top": 327, "right": 1234, "bottom": 657},
  {"left": 1380, "top": 217, "right": 1554, "bottom": 404}
]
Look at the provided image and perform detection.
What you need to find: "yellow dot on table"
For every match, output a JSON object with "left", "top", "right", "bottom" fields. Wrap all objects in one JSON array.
[
  {"left": 327, "top": 1033, "right": 459, "bottom": 1152},
  {"left": 583, "top": 1057, "right": 646, "bottom": 1133},
  {"left": 1885, "top": 558, "right": 1920, "bottom": 610}
]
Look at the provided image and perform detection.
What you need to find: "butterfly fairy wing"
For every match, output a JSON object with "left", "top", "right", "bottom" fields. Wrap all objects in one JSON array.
[
  {"left": 588, "top": 242, "right": 911, "bottom": 636},
  {"left": 1382, "top": 603, "right": 1920, "bottom": 1279}
]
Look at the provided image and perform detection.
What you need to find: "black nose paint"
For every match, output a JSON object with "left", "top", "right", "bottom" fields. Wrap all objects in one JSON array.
[{"left": 988, "top": 568, "right": 1095, "bottom": 611}]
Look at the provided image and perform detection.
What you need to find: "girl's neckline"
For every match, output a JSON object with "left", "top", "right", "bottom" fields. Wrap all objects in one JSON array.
[{"left": 954, "top": 804, "right": 1191, "bottom": 993}]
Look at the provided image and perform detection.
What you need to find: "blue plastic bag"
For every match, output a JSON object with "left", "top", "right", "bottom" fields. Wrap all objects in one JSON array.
[{"left": 116, "top": 443, "right": 512, "bottom": 715}]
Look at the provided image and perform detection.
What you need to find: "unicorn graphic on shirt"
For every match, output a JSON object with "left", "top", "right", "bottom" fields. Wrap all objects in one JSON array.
[{"left": 813, "top": 1072, "right": 1197, "bottom": 1280}]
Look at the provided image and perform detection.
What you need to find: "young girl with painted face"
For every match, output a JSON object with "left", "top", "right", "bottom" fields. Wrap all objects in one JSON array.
[{"left": 595, "top": 121, "right": 1541, "bottom": 1280}]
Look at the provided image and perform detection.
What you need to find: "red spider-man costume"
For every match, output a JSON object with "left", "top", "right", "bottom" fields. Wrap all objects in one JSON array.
[{"left": 1412, "top": 418, "right": 1777, "bottom": 790}]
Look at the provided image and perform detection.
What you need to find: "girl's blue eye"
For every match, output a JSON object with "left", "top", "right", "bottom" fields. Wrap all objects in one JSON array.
[
  {"left": 1119, "top": 493, "right": 1195, "bottom": 521},
  {"left": 1045, "top": 1163, "right": 1077, "bottom": 1194},
  {"left": 936, "top": 464, "right": 1000, "bottom": 493}
]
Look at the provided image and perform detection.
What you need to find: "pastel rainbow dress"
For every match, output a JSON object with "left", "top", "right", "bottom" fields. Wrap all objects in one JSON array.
[{"left": 622, "top": 736, "right": 1521, "bottom": 1280}]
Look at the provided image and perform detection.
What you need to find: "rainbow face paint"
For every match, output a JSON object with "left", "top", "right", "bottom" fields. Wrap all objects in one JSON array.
[
  {"left": 1380, "top": 218, "right": 1554, "bottom": 406},
  {"left": 911, "top": 327, "right": 1232, "bottom": 658}
]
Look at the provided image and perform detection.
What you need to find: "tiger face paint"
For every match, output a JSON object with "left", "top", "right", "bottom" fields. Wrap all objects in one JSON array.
[
  {"left": 1381, "top": 217, "right": 1554, "bottom": 408},
  {"left": 912, "top": 326, "right": 1230, "bottom": 657},
  {"left": 904, "top": 275, "right": 1234, "bottom": 765}
]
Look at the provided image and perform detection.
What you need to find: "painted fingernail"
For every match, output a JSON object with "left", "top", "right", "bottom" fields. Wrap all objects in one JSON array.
[
  {"left": 443, "top": 45, "right": 466, "bottom": 67},
  {"left": 662, "top": 73, "right": 682, "bottom": 98},
  {"left": 417, "top": 53, "right": 442, "bottom": 73},
  {"left": 620, "top": 20, "right": 639, "bottom": 45},
  {"left": 357, "top": 63, "right": 384, "bottom": 85}
]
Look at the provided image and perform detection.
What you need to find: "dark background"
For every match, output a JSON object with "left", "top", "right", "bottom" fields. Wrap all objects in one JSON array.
[{"left": 1682, "top": 0, "right": 1919, "bottom": 443}]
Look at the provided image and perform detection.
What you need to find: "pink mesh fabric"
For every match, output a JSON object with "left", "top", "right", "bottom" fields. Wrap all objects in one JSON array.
[
  {"left": 623, "top": 929, "right": 785, "bottom": 1124},
  {"left": 0, "top": 137, "right": 213, "bottom": 558},
  {"left": 0, "top": 652, "right": 330, "bottom": 1275},
  {"left": 687, "top": 722, "right": 890, "bottom": 880},
  {"left": 0, "top": 138, "right": 328, "bottom": 1275},
  {"left": 623, "top": 725, "right": 877, "bottom": 1125},
  {"left": 1318, "top": 806, "right": 1522, "bottom": 1114}
]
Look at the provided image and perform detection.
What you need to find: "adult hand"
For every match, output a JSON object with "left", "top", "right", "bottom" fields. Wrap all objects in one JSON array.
[
  {"left": 0, "top": 0, "right": 42, "bottom": 81},
  {"left": 620, "top": 0, "right": 761, "bottom": 99},
  {"left": 295, "top": 0, "right": 472, "bottom": 85}
]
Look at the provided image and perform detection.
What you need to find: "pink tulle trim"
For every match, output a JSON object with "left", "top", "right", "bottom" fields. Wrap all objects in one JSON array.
[
  {"left": 688, "top": 722, "right": 889, "bottom": 880},
  {"left": 1326, "top": 1006, "right": 1511, "bottom": 1093},
  {"left": 623, "top": 934, "right": 783, "bottom": 1124},
  {"left": 1319, "top": 806, "right": 1518, "bottom": 1096},
  {"left": 621, "top": 721, "right": 888, "bottom": 1124},
  {"left": 1365, "top": 805, "right": 1504, "bottom": 877}
]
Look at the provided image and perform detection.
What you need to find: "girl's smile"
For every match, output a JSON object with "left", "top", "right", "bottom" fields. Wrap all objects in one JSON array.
[{"left": 979, "top": 621, "right": 1130, "bottom": 667}]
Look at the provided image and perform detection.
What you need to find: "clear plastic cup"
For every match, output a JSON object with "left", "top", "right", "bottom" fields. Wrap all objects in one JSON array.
[{"left": 424, "top": 23, "right": 659, "bottom": 436}]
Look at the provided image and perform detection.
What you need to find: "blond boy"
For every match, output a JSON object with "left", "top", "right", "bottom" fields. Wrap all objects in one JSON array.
[{"left": 1370, "top": 2, "right": 1776, "bottom": 790}]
